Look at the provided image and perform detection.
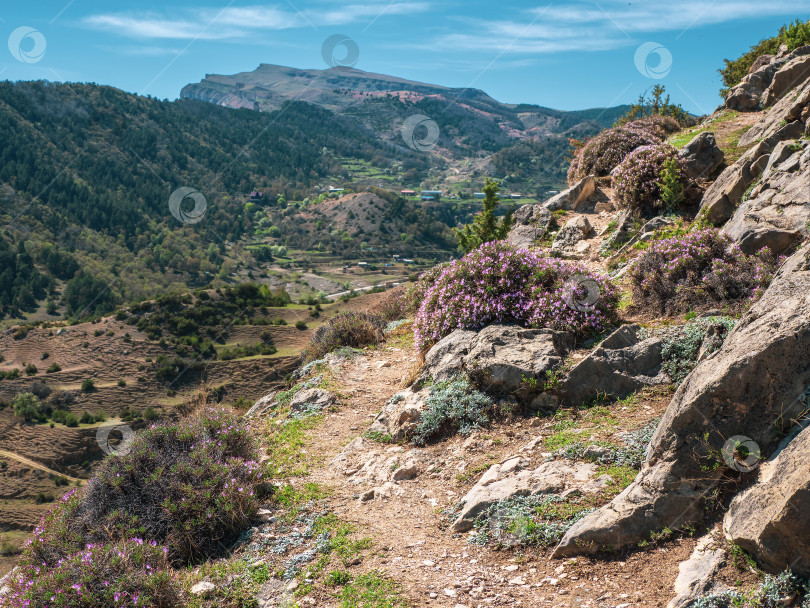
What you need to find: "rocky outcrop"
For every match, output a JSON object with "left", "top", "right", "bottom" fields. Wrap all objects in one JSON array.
[
  {"left": 551, "top": 216, "right": 594, "bottom": 258},
  {"left": 543, "top": 175, "right": 597, "bottom": 212},
  {"left": 724, "top": 45, "right": 810, "bottom": 112},
  {"left": 722, "top": 140, "right": 810, "bottom": 255},
  {"left": 505, "top": 204, "right": 552, "bottom": 248},
  {"left": 331, "top": 437, "right": 424, "bottom": 485},
  {"left": 450, "top": 456, "right": 609, "bottom": 532},
  {"left": 678, "top": 132, "right": 724, "bottom": 179},
  {"left": 367, "top": 387, "right": 429, "bottom": 442},
  {"left": 738, "top": 75, "right": 810, "bottom": 147},
  {"left": 698, "top": 140, "right": 772, "bottom": 226},
  {"left": 558, "top": 325, "right": 668, "bottom": 407},
  {"left": 723, "top": 421, "right": 810, "bottom": 576},
  {"left": 553, "top": 243, "right": 810, "bottom": 558},
  {"left": 290, "top": 388, "right": 336, "bottom": 415}
]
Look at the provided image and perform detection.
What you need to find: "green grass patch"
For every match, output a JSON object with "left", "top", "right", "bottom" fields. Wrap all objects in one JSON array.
[{"left": 338, "top": 571, "right": 408, "bottom": 608}]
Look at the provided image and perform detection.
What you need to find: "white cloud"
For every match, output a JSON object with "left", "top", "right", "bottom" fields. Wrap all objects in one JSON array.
[{"left": 82, "top": 3, "right": 430, "bottom": 40}]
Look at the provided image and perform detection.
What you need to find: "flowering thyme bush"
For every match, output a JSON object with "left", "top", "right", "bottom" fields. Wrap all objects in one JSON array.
[
  {"left": 5, "top": 538, "right": 180, "bottom": 607},
  {"left": 622, "top": 115, "right": 681, "bottom": 140},
  {"left": 413, "top": 242, "right": 619, "bottom": 352},
  {"left": 23, "top": 406, "right": 263, "bottom": 569},
  {"left": 630, "top": 229, "right": 779, "bottom": 315},
  {"left": 613, "top": 144, "right": 690, "bottom": 212},
  {"left": 567, "top": 122, "right": 661, "bottom": 183}
]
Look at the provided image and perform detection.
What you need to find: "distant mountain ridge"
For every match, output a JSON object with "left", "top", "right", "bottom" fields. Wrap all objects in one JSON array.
[{"left": 181, "top": 64, "right": 631, "bottom": 154}]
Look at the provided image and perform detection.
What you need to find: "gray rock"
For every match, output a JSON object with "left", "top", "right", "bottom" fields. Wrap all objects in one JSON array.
[
  {"left": 725, "top": 62, "right": 782, "bottom": 110},
  {"left": 506, "top": 204, "right": 552, "bottom": 248},
  {"left": 367, "top": 387, "right": 427, "bottom": 441},
  {"left": 544, "top": 175, "right": 596, "bottom": 212},
  {"left": 553, "top": 243, "right": 810, "bottom": 558},
  {"left": 667, "top": 535, "right": 727, "bottom": 608},
  {"left": 698, "top": 140, "right": 772, "bottom": 226},
  {"left": 738, "top": 76, "right": 810, "bottom": 147},
  {"left": 558, "top": 325, "right": 669, "bottom": 407},
  {"left": 610, "top": 217, "right": 676, "bottom": 260},
  {"left": 722, "top": 141, "right": 810, "bottom": 255},
  {"left": 191, "top": 581, "right": 217, "bottom": 597},
  {"left": 678, "top": 132, "right": 724, "bottom": 179},
  {"left": 290, "top": 388, "right": 336, "bottom": 414},
  {"left": 761, "top": 54, "right": 810, "bottom": 107},
  {"left": 246, "top": 391, "right": 277, "bottom": 417},
  {"left": 723, "top": 422, "right": 810, "bottom": 577},
  {"left": 450, "top": 456, "right": 603, "bottom": 532},
  {"left": 551, "top": 216, "right": 594, "bottom": 257}
]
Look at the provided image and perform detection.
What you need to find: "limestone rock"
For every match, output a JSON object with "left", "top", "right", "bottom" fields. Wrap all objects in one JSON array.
[
  {"left": 722, "top": 140, "right": 810, "bottom": 255},
  {"left": 558, "top": 325, "right": 668, "bottom": 407},
  {"left": 667, "top": 535, "right": 727, "bottom": 608},
  {"left": 761, "top": 52, "right": 810, "bottom": 107},
  {"left": 738, "top": 76, "right": 810, "bottom": 147},
  {"left": 246, "top": 391, "right": 277, "bottom": 417},
  {"left": 367, "top": 388, "right": 428, "bottom": 442},
  {"left": 290, "top": 388, "right": 336, "bottom": 415},
  {"left": 330, "top": 437, "right": 424, "bottom": 485},
  {"left": 553, "top": 243, "right": 810, "bottom": 557},
  {"left": 450, "top": 457, "right": 603, "bottom": 532},
  {"left": 698, "top": 140, "right": 772, "bottom": 226},
  {"left": 725, "top": 62, "right": 781, "bottom": 110},
  {"left": 723, "top": 422, "right": 810, "bottom": 576},
  {"left": 544, "top": 175, "right": 596, "bottom": 212},
  {"left": 678, "top": 132, "right": 724, "bottom": 179},
  {"left": 191, "top": 582, "right": 216, "bottom": 597},
  {"left": 506, "top": 204, "right": 552, "bottom": 248},
  {"left": 551, "top": 216, "right": 594, "bottom": 257}
]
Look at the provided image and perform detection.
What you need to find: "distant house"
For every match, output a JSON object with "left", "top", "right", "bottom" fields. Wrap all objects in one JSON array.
[
  {"left": 400, "top": 189, "right": 416, "bottom": 195},
  {"left": 421, "top": 196, "right": 435, "bottom": 201},
  {"left": 473, "top": 192, "right": 485, "bottom": 199},
  {"left": 402, "top": 258, "right": 415, "bottom": 264},
  {"left": 509, "top": 194, "right": 522, "bottom": 199},
  {"left": 420, "top": 190, "right": 442, "bottom": 201},
  {"left": 249, "top": 191, "right": 264, "bottom": 202},
  {"left": 357, "top": 262, "right": 369, "bottom": 268},
  {"left": 328, "top": 187, "right": 345, "bottom": 194}
]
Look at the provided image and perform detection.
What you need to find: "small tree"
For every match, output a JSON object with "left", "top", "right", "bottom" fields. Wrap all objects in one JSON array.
[
  {"left": 12, "top": 392, "right": 41, "bottom": 422},
  {"left": 615, "top": 85, "right": 689, "bottom": 126},
  {"left": 455, "top": 178, "right": 513, "bottom": 254},
  {"left": 658, "top": 158, "right": 686, "bottom": 210}
]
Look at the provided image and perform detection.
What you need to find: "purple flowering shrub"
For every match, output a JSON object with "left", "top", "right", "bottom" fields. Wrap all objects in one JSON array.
[
  {"left": 630, "top": 229, "right": 779, "bottom": 315},
  {"left": 5, "top": 537, "right": 179, "bottom": 607},
  {"left": 413, "top": 242, "right": 619, "bottom": 352},
  {"left": 621, "top": 116, "right": 681, "bottom": 140},
  {"left": 20, "top": 406, "right": 263, "bottom": 569},
  {"left": 567, "top": 121, "right": 662, "bottom": 184},
  {"left": 613, "top": 144, "right": 690, "bottom": 212}
]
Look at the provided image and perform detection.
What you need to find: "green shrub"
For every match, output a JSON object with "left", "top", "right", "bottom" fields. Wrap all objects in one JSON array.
[
  {"left": 661, "top": 317, "right": 737, "bottom": 384},
  {"left": 719, "top": 19, "right": 810, "bottom": 97},
  {"left": 79, "top": 411, "right": 95, "bottom": 424},
  {"left": 12, "top": 393, "right": 43, "bottom": 422},
  {"left": 117, "top": 378, "right": 126, "bottom": 386},
  {"left": 301, "top": 312, "right": 385, "bottom": 363},
  {"left": 5, "top": 538, "right": 180, "bottom": 607},
  {"left": 411, "top": 376, "right": 493, "bottom": 446},
  {"left": 24, "top": 363, "right": 37, "bottom": 376},
  {"left": 81, "top": 378, "right": 95, "bottom": 392},
  {"left": 46, "top": 363, "right": 62, "bottom": 373},
  {"left": 24, "top": 407, "right": 263, "bottom": 567},
  {"left": 295, "top": 320, "right": 308, "bottom": 330}
]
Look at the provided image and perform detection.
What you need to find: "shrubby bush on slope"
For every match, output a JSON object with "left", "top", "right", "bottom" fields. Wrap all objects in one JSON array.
[
  {"left": 567, "top": 124, "right": 659, "bottom": 184},
  {"left": 412, "top": 241, "right": 618, "bottom": 352},
  {"left": 630, "top": 229, "right": 779, "bottom": 315},
  {"left": 613, "top": 144, "right": 690, "bottom": 212},
  {"left": 301, "top": 312, "right": 386, "bottom": 363},
  {"left": 19, "top": 406, "right": 263, "bottom": 569}
]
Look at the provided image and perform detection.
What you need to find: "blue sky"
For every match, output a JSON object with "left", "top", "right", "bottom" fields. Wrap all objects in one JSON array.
[{"left": 1, "top": 1, "right": 809, "bottom": 113}]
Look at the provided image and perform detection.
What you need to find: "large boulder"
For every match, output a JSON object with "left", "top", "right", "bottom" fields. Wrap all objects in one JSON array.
[
  {"left": 553, "top": 243, "right": 810, "bottom": 558},
  {"left": 544, "top": 175, "right": 596, "bottom": 212},
  {"left": 723, "top": 421, "right": 810, "bottom": 576},
  {"left": 506, "top": 204, "right": 552, "bottom": 248},
  {"left": 722, "top": 140, "right": 810, "bottom": 255},
  {"left": 678, "top": 132, "right": 724, "bottom": 179},
  {"left": 422, "top": 324, "right": 574, "bottom": 396},
  {"left": 558, "top": 325, "right": 668, "bottom": 407},
  {"left": 368, "top": 325, "right": 573, "bottom": 440},
  {"left": 450, "top": 456, "right": 608, "bottom": 532},
  {"left": 698, "top": 140, "right": 772, "bottom": 226},
  {"left": 724, "top": 62, "right": 782, "bottom": 110}
]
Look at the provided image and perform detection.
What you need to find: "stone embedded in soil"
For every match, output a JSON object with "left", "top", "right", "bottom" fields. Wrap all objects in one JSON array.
[{"left": 667, "top": 534, "right": 728, "bottom": 608}]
